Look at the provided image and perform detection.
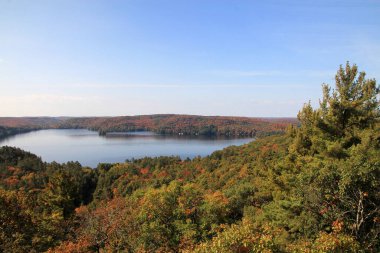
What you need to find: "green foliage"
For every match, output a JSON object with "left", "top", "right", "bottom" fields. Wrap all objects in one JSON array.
[
  {"left": 0, "top": 126, "right": 34, "bottom": 139},
  {"left": 1, "top": 63, "right": 379, "bottom": 252},
  {"left": 267, "top": 62, "right": 380, "bottom": 250},
  {"left": 0, "top": 146, "right": 43, "bottom": 172},
  {"left": 0, "top": 189, "right": 36, "bottom": 253},
  {"left": 189, "top": 220, "right": 281, "bottom": 253}
]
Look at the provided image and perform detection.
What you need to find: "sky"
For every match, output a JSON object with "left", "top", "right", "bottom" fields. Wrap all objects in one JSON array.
[{"left": 0, "top": 0, "right": 379, "bottom": 117}]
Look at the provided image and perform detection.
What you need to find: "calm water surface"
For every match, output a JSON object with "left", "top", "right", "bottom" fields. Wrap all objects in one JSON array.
[{"left": 0, "top": 129, "right": 253, "bottom": 167}]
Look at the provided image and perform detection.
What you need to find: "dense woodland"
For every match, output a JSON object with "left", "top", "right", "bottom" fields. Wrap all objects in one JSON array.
[
  {"left": 0, "top": 126, "right": 35, "bottom": 139},
  {"left": 56, "top": 115, "right": 297, "bottom": 137},
  {"left": 1, "top": 63, "right": 379, "bottom": 252},
  {"left": 0, "top": 115, "right": 297, "bottom": 138}
]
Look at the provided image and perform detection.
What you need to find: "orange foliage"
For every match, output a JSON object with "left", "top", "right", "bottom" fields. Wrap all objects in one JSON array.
[
  {"left": 182, "top": 170, "right": 192, "bottom": 178},
  {"left": 4, "top": 176, "right": 19, "bottom": 186},
  {"left": 140, "top": 167, "right": 149, "bottom": 175},
  {"left": 205, "top": 191, "right": 229, "bottom": 205},
  {"left": 332, "top": 219, "right": 344, "bottom": 233},
  {"left": 157, "top": 170, "right": 169, "bottom": 178}
]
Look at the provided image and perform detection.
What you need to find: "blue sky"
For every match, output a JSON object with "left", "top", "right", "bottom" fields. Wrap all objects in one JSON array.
[{"left": 0, "top": 0, "right": 379, "bottom": 117}]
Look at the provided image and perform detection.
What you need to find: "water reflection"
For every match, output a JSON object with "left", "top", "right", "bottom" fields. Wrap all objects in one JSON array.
[
  {"left": 104, "top": 131, "right": 245, "bottom": 141},
  {"left": 0, "top": 129, "right": 254, "bottom": 167}
]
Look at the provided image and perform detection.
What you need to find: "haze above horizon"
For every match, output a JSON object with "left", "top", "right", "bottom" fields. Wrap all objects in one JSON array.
[{"left": 1, "top": 0, "right": 379, "bottom": 117}]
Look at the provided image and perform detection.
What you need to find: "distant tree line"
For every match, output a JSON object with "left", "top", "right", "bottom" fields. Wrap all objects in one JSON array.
[
  {"left": 57, "top": 115, "right": 297, "bottom": 137},
  {"left": 0, "top": 115, "right": 298, "bottom": 138},
  {"left": 0, "top": 126, "right": 35, "bottom": 139}
]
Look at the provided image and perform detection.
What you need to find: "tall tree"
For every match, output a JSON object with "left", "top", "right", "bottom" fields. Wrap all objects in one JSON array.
[{"left": 287, "top": 62, "right": 380, "bottom": 250}]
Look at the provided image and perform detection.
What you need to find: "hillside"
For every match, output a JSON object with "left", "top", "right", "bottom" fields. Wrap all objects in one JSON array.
[
  {"left": 0, "top": 126, "right": 35, "bottom": 139},
  {"left": 0, "top": 117, "right": 65, "bottom": 129},
  {"left": 0, "top": 115, "right": 298, "bottom": 138}
]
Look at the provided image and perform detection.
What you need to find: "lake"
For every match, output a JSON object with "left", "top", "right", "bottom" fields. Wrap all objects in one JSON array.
[{"left": 0, "top": 129, "right": 253, "bottom": 167}]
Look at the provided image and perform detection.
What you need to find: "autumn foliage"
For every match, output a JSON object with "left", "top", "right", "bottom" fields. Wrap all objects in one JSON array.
[{"left": 1, "top": 63, "right": 379, "bottom": 252}]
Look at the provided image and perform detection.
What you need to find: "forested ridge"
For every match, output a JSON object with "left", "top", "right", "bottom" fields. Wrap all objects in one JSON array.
[
  {"left": 56, "top": 115, "right": 297, "bottom": 137},
  {"left": 1, "top": 63, "right": 379, "bottom": 252},
  {"left": 0, "top": 115, "right": 297, "bottom": 138},
  {"left": 0, "top": 126, "right": 35, "bottom": 139}
]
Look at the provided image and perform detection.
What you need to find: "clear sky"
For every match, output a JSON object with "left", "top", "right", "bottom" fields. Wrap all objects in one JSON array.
[{"left": 0, "top": 0, "right": 379, "bottom": 117}]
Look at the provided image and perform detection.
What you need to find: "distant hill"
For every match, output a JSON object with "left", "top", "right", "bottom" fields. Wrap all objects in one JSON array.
[
  {"left": 0, "top": 115, "right": 298, "bottom": 137},
  {"left": 0, "top": 117, "right": 65, "bottom": 129}
]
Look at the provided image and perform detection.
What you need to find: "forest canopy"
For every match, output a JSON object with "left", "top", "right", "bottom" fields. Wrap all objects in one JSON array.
[
  {"left": 0, "top": 63, "right": 379, "bottom": 252},
  {"left": 0, "top": 115, "right": 297, "bottom": 138}
]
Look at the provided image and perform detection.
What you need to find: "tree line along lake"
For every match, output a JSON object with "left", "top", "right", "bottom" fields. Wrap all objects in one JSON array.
[{"left": 0, "top": 129, "right": 254, "bottom": 167}]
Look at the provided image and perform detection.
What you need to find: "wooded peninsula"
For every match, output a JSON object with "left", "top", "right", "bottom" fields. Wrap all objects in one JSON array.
[{"left": 0, "top": 115, "right": 297, "bottom": 138}]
